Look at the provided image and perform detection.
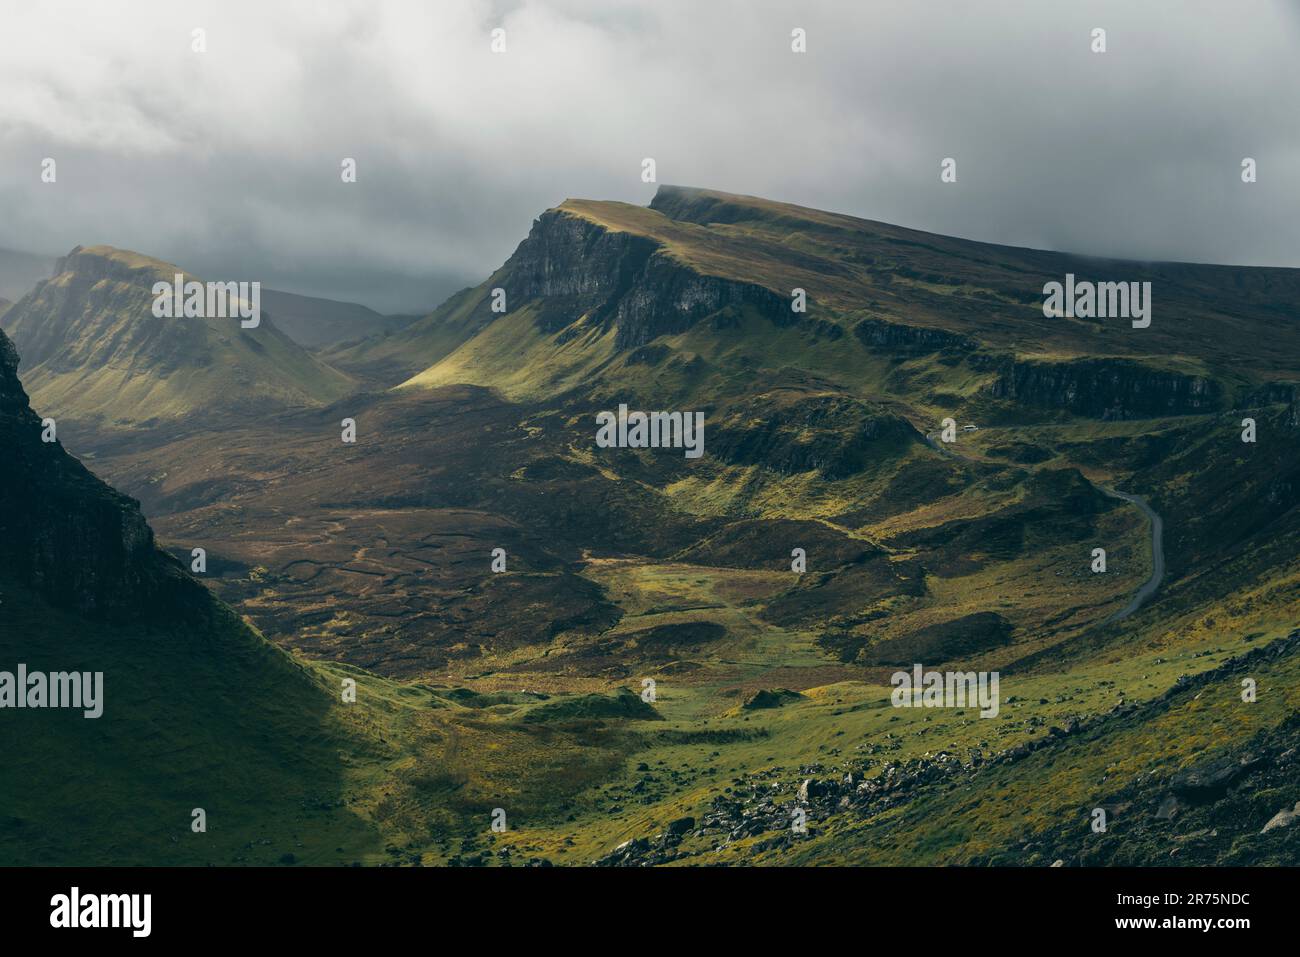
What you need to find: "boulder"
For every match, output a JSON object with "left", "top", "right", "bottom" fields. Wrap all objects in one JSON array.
[{"left": 1261, "top": 803, "right": 1300, "bottom": 834}]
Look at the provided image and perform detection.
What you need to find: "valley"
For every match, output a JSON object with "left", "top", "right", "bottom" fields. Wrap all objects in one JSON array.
[{"left": 2, "top": 186, "right": 1298, "bottom": 866}]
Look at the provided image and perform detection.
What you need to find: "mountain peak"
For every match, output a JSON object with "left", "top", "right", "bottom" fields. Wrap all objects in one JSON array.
[
  {"left": 53, "top": 244, "right": 185, "bottom": 284},
  {"left": 0, "top": 246, "right": 353, "bottom": 429}
]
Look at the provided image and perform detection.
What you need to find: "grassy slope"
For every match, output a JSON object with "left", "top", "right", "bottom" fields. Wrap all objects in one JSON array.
[
  {"left": 323, "top": 285, "right": 494, "bottom": 387},
  {"left": 8, "top": 189, "right": 1296, "bottom": 866},
  {"left": 0, "top": 576, "right": 383, "bottom": 865},
  {"left": 0, "top": 246, "right": 354, "bottom": 428}
]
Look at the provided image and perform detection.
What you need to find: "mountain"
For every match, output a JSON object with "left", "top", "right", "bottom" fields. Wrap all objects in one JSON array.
[
  {"left": 0, "top": 326, "right": 390, "bottom": 865},
  {"left": 0, "top": 245, "right": 354, "bottom": 432},
  {"left": 386, "top": 186, "right": 1298, "bottom": 409},
  {"left": 9, "top": 187, "right": 1300, "bottom": 867},
  {"left": 258, "top": 287, "right": 417, "bottom": 349}
]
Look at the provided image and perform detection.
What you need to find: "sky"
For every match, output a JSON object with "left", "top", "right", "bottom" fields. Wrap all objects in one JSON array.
[{"left": 1, "top": 0, "right": 1298, "bottom": 313}]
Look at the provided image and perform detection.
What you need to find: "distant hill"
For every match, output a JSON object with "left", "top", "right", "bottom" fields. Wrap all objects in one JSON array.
[
  {"left": 259, "top": 287, "right": 416, "bottom": 348},
  {"left": 0, "top": 245, "right": 354, "bottom": 429}
]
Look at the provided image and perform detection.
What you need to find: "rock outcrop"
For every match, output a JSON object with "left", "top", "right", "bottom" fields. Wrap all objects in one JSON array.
[
  {"left": 854, "top": 316, "right": 978, "bottom": 355},
  {"left": 505, "top": 209, "right": 795, "bottom": 349},
  {"left": 980, "top": 356, "right": 1223, "bottom": 419},
  {"left": 0, "top": 328, "right": 206, "bottom": 622}
]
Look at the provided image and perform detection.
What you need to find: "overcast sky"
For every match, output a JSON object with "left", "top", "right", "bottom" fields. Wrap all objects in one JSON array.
[{"left": 1, "top": 0, "right": 1298, "bottom": 313}]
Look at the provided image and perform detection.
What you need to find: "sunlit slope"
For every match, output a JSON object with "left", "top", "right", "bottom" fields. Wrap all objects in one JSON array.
[
  {"left": 392, "top": 185, "right": 1300, "bottom": 407},
  {"left": 324, "top": 284, "right": 497, "bottom": 388},
  {"left": 0, "top": 245, "right": 353, "bottom": 427}
]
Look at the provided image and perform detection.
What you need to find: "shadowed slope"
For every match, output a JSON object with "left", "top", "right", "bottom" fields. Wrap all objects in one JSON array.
[{"left": 0, "top": 327, "right": 380, "bottom": 864}]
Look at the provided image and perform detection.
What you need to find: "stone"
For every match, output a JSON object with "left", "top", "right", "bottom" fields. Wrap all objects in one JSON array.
[{"left": 1261, "top": 803, "right": 1300, "bottom": 834}]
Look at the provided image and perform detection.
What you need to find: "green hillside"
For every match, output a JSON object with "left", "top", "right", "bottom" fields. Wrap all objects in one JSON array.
[
  {"left": 5, "top": 188, "right": 1299, "bottom": 867},
  {"left": 391, "top": 186, "right": 1299, "bottom": 407},
  {"left": 0, "top": 245, "right": 354, "bottom": 430}
]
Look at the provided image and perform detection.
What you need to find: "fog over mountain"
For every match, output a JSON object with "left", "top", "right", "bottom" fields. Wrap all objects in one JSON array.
[{"left": 1, "top": 0, "right": 1297, "bottom": 312}]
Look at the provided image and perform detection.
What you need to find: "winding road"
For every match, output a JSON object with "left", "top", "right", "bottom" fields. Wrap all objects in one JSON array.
[
  {"left": 923, "top": 429, "right": 1165, "bottom": 622},
  {"left": 1098, "top": 487, "right": 1164, "bottom": 621}
]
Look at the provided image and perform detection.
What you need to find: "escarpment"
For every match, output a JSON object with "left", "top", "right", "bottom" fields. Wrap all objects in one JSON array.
[
  {"left": 979, "top": 356, "right": 1223, "bottom": 419},
  {"left": 505, "top": 209, "right": 798, "bottom": 349},
  {"left": 854, "top": 316, "right": 978, "bottom": 355},
  {"left": 0, "top": 329, "right": 206, "bottom": 622}
]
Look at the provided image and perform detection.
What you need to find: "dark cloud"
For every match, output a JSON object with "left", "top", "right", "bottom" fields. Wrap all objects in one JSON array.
[{"left": 1, "top": 0, "right": 1297, "bottom": 313}]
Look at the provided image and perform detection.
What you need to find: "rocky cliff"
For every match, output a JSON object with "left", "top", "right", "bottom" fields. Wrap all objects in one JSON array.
[
  {"left": 505, "top": 209, "right": 795, "bottom": 349},
  {"left": 854, "top": 316, "right": 978, "bottom": 355},
  {"left": 0, "top": 328, "right": 206, "bottom": 622},
  {"left": 980, "top": 356, "right": 1223, "bottom": 419}
]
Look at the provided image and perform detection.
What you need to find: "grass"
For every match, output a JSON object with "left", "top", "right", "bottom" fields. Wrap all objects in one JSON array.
[
  {"left": 1, "top": 245, "right": 353, "bottom": 429},
  {"left": 0, "top": 577, "right": 382, "bottom": 866},
  {"left": 8, "top": 185, "right": 1299, "bottom": 866}
]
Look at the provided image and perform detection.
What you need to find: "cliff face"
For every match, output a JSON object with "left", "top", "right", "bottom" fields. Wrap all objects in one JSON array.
[
  {"left": 979, "top": 356, "right": 1223, "bottom": 419},
  {"left": 506, "top": 210, "right": 792, "bottom": 349},
  {"left": 0, "top": 328, "right": 205, "bottom": 622},
  {"left": 854, "top": 316, "right": 977, "bottom": 355}
]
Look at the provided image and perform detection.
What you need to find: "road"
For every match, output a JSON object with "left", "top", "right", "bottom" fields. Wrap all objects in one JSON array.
[
  {"left": 1098, "top": 487, "right": 1165, "bottom": 621},
  {"left": 923, "top": 428, "right": 1165, "bottom": 622}
]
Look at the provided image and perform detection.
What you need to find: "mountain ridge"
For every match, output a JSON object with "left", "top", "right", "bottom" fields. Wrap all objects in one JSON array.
[
  {"left": 0, "top": 245, "right": 355, "bottom": 430},
  {"left": 328, "top": 186, "right": 1299, "bottom": 415},
  {"left": 5, "top": 186, "right": 1299, "bottom": 867}
]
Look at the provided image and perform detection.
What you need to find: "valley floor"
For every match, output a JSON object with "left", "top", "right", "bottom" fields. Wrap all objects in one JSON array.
[{"left": 30, "top": 398, "right": 1299, "bottom": 867}]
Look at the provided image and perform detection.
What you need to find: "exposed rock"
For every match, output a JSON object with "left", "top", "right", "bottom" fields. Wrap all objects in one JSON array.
[
  {"left": 1261, "top": 803, "right": 1300, "bottom": 834},
  {"left": 853, "top": 316, "right": 977, "bottom": 355},
  {"left": 506, "top": 209, "right": 794, "bottom": 350},
  {"left": 0, "top": 329, "right": 207, "bottom": 622},
  {"left": 980, "top": 356, "right": 1223, "bottom": 419},
  {"left": 1169, "top": 753, "right": 1268, "bottom": 804}
]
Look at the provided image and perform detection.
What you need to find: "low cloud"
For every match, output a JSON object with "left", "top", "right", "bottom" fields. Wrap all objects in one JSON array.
[{"left": 1, "top": 0, "right": 1297, "bottom": 312}]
